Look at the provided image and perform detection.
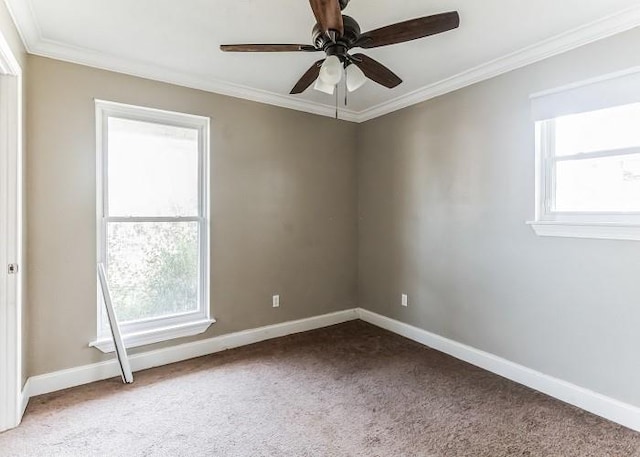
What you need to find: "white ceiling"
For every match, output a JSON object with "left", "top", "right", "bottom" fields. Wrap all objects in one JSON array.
[{"left": 6, "top": 0, "right": 640, "bottom": 121}]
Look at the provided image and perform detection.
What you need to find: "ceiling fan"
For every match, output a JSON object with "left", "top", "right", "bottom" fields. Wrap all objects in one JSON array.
[{"left": 220, "top": 0, "right": 460, "bottom": 96}]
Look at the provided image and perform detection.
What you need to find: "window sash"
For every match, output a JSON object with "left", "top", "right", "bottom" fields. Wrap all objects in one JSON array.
[
  {"left": 100, "top": 217, "right": 208, "bottom": 334},
  {"left": 96, "top": 100, "right": 210, "bottom": 339},
  {"left": 549, "top": 147, "right": 640, "bottom": 216},
  {"left": 105, "top": 216, "right": 202, "bottom": 223},
  {"left": 538, "top": 119, "right": 640, "bottom": 220},
  {"left": 552, "top": 146, "right": 640, "bottom": 163},
  {"left": 102, "top": 116, "right": 204, "bottom": 220},
  {"left": 536, "top": 119, "right": 640, "bottom": 220}
]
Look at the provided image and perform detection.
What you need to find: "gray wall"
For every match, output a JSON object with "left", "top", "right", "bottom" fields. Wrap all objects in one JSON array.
[
  {"left": 0, "top": 1, "right": 29, "bottom": 386},
  {"left": 358, "top": 27, "right": 640, "bottom": 408},
  {"left": 27, "top": 56, "right": 358, "bottom": 376}
]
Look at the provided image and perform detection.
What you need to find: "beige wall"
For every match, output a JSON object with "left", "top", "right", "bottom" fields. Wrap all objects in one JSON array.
[
  {"left": 358, "top": 27, "right": 640, "bottom": 408},
  {"left": 0, "top": 1, "right": 28, "bottom": 386},
  {"left": 26, "top": 56, "right": 358, "bottom": 376}
]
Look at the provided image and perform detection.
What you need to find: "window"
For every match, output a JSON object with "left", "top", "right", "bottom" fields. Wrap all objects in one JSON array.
[
  {"left": 92, "top": 101, "right": 212, "bottom": 353},
  {"left": 529, "top": 69, "right": 640, "bottom": 241}
]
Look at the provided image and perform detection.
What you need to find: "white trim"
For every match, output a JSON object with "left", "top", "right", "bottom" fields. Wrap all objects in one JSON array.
[
  {"left": 527, "top": 221, "right": 640, "bottom": 241},
  {"left": 356, "top": 308, "right": 640, "bottom": 433},
  {"left": 26, "top": 309, "right": 358, "bottom": 398},
  {"left": 38, "top": 38, "right": 360, "bottom": 122},
  {"left": 19, "top": 379, "right": 30, "bottom": 418},
  {"left": 105, "top": 216, "right": 202, "bottom": 223},
  {"left": 19, "top": 308, "right": 640, "bottom": 433},
  {"left": 6, "top": 0, "right": 640, "bottom": 122},
  {"left": 0, "top": 25, "right": 23, "bottom": 433},
  {"left": 95, "top": 99, "right": 211, "bottom": 126},
  {"left": 0, "top": 30, "right": 20, "bottom": 75},
  {"left": 553, "top": 146, "right": 640, "bottom": 163},
  {"left": 2, "top": 0, "right": 39, "bottom": 53},
  {"left": 90, "top": 318, "right": 215, "bottom": 353}
]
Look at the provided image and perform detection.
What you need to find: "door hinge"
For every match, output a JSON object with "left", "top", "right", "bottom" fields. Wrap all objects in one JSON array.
[{"left": 7, "top": 263, "right": 18, "bottom": 274}]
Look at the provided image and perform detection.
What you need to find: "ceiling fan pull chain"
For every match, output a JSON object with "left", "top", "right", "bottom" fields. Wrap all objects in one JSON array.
[
  {"left": 335, "top": 86, "right": 339, "bottom": 120},
  {"left": 344, "top": 67, "right": 348, "bottom": 106}
]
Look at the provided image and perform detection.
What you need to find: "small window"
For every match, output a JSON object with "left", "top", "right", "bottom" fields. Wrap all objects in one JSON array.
[
  {"left": 530, "top": 70, "right": 640, "bottom": 240},
  {"left": 93, "top": 101, "right": 212, "bottom": 352},
  {"left": 540, "top": 103, "right": 640, "bottom": 216}
]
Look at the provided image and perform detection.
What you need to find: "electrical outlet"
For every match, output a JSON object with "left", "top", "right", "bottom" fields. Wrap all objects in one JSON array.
[
  {"left": 272, "top": 295, "right": 280, "bottom": 308},
  {"left": 401, "top": 294, "right": 408, "bottom": 307}
]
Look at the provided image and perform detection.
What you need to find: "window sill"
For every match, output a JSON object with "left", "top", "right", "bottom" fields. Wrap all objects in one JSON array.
[
  {"left": 527, "top": 221, "right": 640, "bottom": 241},
  {"left": 89, "top": 318, "right": 215, "bottom": 354}
]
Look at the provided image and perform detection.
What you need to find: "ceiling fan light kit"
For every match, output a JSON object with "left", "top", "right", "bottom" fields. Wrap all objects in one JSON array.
[
  {"left": 220, "top": 0, "right": 460, "bottom": 99},
  {"left": 319, "top": 55, "right": 343, "bottom": 86},
  {"left": 314, "top": 77, "right": 336, "bottom": 95},
  {"left": 346, "top": 64, "right": 367, "bottom": 92}
]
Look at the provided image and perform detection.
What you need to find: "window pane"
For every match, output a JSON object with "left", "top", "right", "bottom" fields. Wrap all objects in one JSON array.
[
  {"left": 106, "top": 221, "right": 199, "bottom": 323},
  {"left": 555, "top": 154, "right": 640, "bottom": 212},
  {"left": 555, "top": 103, "right": 640, "bottom": 156},
  {"left": 108, "top": 117, "right": 199, "bottom": 217}
]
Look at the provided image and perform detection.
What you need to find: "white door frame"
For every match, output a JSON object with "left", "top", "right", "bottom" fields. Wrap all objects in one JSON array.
[{"left": 0, "top": 28, "right": 23, "bottom": 432}]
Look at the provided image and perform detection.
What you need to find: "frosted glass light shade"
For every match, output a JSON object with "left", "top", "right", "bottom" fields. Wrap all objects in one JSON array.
[
  {"left": 314, "top": 78, "right": 335, "bottom": 95},
  {"left": 346, "top": 64, "right": 367, "bottom": 92},
  {"left": 319, "top": 56, "right": 343, "bottom": 85}
]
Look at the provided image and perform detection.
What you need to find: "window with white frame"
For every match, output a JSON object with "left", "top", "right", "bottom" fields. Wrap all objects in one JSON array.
[
  {"left": 93, "top": 101, "right": 211, "bottom": 352},
  {"left": 530, "top": 69, "right": 640, "bottom": 241}
]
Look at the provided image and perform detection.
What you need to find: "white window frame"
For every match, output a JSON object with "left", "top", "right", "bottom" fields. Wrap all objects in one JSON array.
[
  {"left": 528, "top": 70, "right": 640, "bottom": 241},
  {"left": 91, "top": 100, "right": 213, "bottom": 353}
]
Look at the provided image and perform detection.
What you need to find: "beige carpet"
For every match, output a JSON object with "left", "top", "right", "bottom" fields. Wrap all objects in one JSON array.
[{"left": 1, "top": 321, "right": 639, "bottom": 457}]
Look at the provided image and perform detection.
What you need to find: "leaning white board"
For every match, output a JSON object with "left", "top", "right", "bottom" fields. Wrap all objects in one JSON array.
[{"left": 98, "top": 263, "right": 134, "bottom": 384}]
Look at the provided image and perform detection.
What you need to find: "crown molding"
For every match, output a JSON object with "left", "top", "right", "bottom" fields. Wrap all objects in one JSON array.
[
  {"left": 3, "top": 0, "right": 40, "bottom": 51},
  {"left": 358, "top": 6, "right": 640, "bottom": 122},
  {"left": 357, "top": 5, "right": 640, "bottom": 122},
  {"left": 33, "top": 37, "right": 360, "bottom": 122},
  {"left": 2, "top": 0, "right": 359, "bottom": 122},
  {"left": 5, "top": 0, "right": 640, "bottom": 123}
]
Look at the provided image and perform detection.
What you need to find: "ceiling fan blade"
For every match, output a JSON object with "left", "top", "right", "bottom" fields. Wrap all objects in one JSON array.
[
  {"left": 357, "top": 12, "right": 460, "bottom": 49},
  {"left": 290, "top": 59, "right": 325, "bottom": 94},
  {"left": 309, "top": 0, "right": 344, "bottom": 36},
  {"left": 351, "top": 54, "right": 402, "bottom": 89},
  {"left": 220, "top": 44, "right": 318, "bottom": 52}
]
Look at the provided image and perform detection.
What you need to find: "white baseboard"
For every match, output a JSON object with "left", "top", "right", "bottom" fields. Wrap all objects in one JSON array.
[
  {"left": 356, "top": 308, "right": 640, "bottom": 433},
  {"left": 19, "top": 307, "right": 640, "bottom": 434},
  {"left": 26, "top": 309, "right": 358, "bottom": 399},
  {"left": 20, "top": 379, "right": 30, "bottom": 417}
]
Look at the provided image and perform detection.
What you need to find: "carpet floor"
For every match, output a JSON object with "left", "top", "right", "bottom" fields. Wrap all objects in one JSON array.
[{"left": 1, "top": 321, "right": 639, "bottom": 456}]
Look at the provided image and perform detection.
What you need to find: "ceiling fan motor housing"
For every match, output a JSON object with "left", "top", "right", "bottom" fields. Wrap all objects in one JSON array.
[{"left": 312, "top": 15, "right": 361, "bottom": 61}]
